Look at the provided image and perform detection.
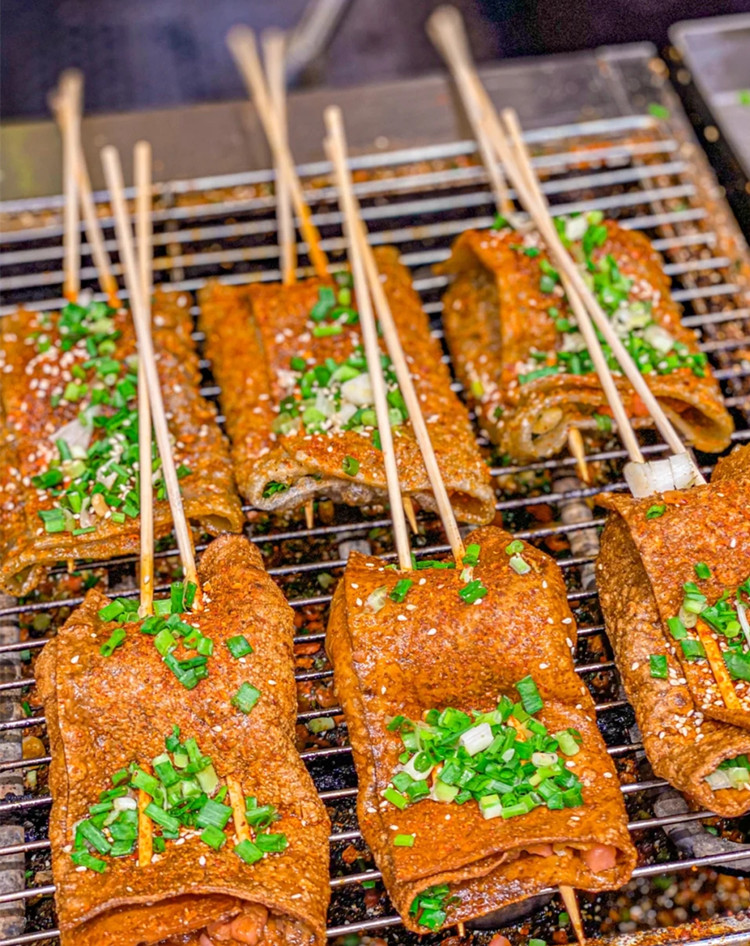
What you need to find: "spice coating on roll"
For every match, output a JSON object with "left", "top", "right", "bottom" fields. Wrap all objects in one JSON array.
[
  {"left": 0, "top": 290, "right": 243, "bottom": 596},
  {"left": 199, "top": 246, "right": 494, "bottom": 523},
  {"left": 327, "top": 525, "right": 636, "bottom": 931},
  {"left": 438, "top": 220, "right": 732, "bottom": 461},
  {"left": 36, "top": 534, "right": 330, "bottom": 946}
]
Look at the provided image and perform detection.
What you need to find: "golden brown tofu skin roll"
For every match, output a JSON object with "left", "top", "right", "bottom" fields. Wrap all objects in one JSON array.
[
  {"left": 327, "top": 525, "right": 636, "bottom": 932},
  {"left": 198, "top": 246, "right": 494, "bottom": 524},
  {"left": 439, "top": 221, "right": 732, "bottom": 461},
  {"left": 598, "top": 444, "right": 750, "bottom": 816},
  {"left": 0, "top": 290, "right": 243, "bottom": 596},
  {"left": 36, "top": 534, "right": 330, "bottom": 946}
]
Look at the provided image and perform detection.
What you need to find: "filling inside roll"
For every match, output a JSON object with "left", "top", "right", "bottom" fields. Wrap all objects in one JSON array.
[{"left": 163, "top": 909, "right": 313, "bottom": 946}]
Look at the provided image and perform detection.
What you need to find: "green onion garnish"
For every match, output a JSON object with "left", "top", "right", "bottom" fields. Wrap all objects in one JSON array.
[
  {"left": 231, "top": 683, "right": 261, "bottom": 714},
  {"left": 226, "top": 635, "right": 253, "bottom": 659},
  {"left": 394, "top": 834, "right": 415, "bottom": 847},
  {"left": 681, "top": 639, "right": 706, "bottom": 661},
  {"left": 695, "top": 562, "right": 712, "bottom": 580},
  {"left": 505, "top": 540, "right": 524, "bottom": 555},
  {"left": 462, "top": 544, "right": 480, "bottom": 567},
  {"left": 100, "top": 628, "right": 127, "bottom": 657},
  {"left": 342, "top": 455, "right": 360, "bottom": 476},
  {"left": 649, "top": 655, "right": 668, "bottom": 679},
  {"left": 235, "top": 839, "right": 264, "bottom": 865},
  {"left": 515, "top": 675, "right": 544, "bottom": 714},
  {"left": 458, "top": 580, "right": 487, "bottom": 604},
  {"left": 646, "top": 504, "right": 666, "bottom": 519},
  {"left": 390, "top": 579, "right": 413, "bottom": 603}
]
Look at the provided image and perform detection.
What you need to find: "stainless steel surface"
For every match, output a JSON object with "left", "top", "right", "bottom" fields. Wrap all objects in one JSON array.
[
  {"left": 1, "top": 44, "right": 750, "bottom": 946},
  {"left": 670, "top": 14, "right": 750, "bottom": 177}
]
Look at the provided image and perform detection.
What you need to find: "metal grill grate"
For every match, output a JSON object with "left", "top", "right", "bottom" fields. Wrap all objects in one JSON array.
[{"left": 1, "top": 105, "right": 750, "bottom": 946}]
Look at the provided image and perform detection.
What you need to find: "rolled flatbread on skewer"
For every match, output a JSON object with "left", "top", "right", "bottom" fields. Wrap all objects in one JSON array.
[
  {"left": 198, "top": 247, "right": 495, "bottom": 524},
  {"left": 327, "top": 524, "right": 637, "bottom": 932},
  {"left": 598, "top": 443, "right": 750, "bottom": 817},
  {"left": 439, "top": 219, "right": 733, "bottom": 461},
  {"left": 0, "top": 290, "right": 243, "bottom": 595},
  {"left": 36, "top": 534, "right": 330, "bottom": 946}
]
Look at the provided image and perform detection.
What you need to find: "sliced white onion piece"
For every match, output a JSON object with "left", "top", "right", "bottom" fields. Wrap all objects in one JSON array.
[
  {"left": 340, "top": 372, "right": 373, "bottom": 407},
  {"left": 561, "top": 331, "right": 587, "bottom": 353},
  {"left": 50, "top": 407, "right": 100, "bottom": 454},
  {"left": 315, "top": 391, "right": 336, "bottom": 417},
  {"left": 458, "top": 722, "right": 493, "bottom": 756},
  {"left": 669, "top": 453, "right": 700, "bottom": 491},
  {"left": 531, "top": 751, "right": 559, "bottom": 768},
  {"left": 337, "top": 401, "right": 359, "bottom": 426},
  {"left": 624, "top": 454, "right": 700, "bottom": 499},
  {"left": 113, "top": 795, "right": 137, "bottom": 811},
  {"left": 365, "top": 586, "right": 388, "bottom": 614},
  {"left": 401, "top": 755, "right": 433, "bottom": 782},
  {"left": 565, "top": 215, "right": 588, "bottom": 242},
  {"left": 678, "top": 605, "right": 698, "bottom": 630},
  {"left": 705, "top": 769, "right": 732, "bottom": 790},
  {"left": 644, "top": 323, "right": 675, "bottom": 355}
]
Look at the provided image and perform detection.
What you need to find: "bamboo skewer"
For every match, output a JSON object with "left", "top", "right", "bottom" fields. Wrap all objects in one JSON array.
[
  {"left": 501, "top": 107, "right": 705, "bottom": 480},
  {"left": 402, "top": 495, "right": 419, "bottom": 535},
  {"left": 134, "top": 141, "right": 155, "bottom": 618},
  {"left": 227, "top": 25, "right": 328, "bottom": 280},
  {"left": 324, "top": 122, "right": 412, "bottom": 572},
  {"left": 426, "top": 6, "right": 516, "bottom": 222},
  {"left": 325, "top": 107, "right": 467, "bottom": 565},
  {"left": 55, "top": 70, "right": 82, "bottom": 302},
  {"left": 263, "top": 29, "right": 297, "bottom": 286},
  {"left": 101, "top": 145, "right": 200, "bottom": 594},
  {"left": 50, "top": 71, "right": 118, "bottom": 306},
  {"left": 259, "top": 29, "right": 315, "bottom": 530}
]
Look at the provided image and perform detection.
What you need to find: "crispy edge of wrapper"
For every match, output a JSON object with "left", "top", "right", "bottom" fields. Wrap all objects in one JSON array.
[{"left": 597, "top": 513, "right": 750, "bottom": 817}]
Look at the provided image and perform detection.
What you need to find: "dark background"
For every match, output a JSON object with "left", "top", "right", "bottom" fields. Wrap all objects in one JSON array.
[{"left": 2, "top": 0, "right": 750, "bottom": 120}]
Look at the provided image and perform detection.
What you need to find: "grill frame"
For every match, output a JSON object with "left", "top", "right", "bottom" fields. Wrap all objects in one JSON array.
[{"left": 2, "top": 70, "right": 750, "bottom": 946}]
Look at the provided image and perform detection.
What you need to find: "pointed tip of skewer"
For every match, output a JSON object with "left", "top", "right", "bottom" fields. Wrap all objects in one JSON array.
[
  {"left": 402, "top": 495, "right": 419, "bottom": 534},
  {"left": 567, "top": 427, "right": 591, "bottom": 485},
  {"left": 304, "top": 500, "right": 315, "bottom": 530},
  {"left": 559, "top": 885, "right": 587, "bottom": 946}
]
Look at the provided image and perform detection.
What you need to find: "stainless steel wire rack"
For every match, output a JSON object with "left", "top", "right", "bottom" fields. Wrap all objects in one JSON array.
[{"left": 1, "top": 62, "right": 750, "bottom": 946}]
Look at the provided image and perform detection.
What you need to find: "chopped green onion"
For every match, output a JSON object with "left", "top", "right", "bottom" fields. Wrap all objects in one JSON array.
[
  {"left": 694, "top": 562, "right": 712, "bottom": 580},
  {"left": 231, "top": 683, "right": 261, "bottom": 714},
  {"left": 255, "top": 832, "right": 288, "bottom": 853},
  {"left": 515, "top": 676, "right": 544, "bottom": 714},
  {"left": 646, "top": 504, "right": 666, "bottom": 520},
  {"left": 593, "top": 412, "right": 612, "bottom": 432},
  {"left": 681, "top": 639, "right": 706, "bottom": 661},
  {"left": 383, "top": 787, "right": 409, "bottom": 810},
  {"left": 226, "top": 635, "right": 253, "bottom": 659},
  {"left": 505, "top": 540, "right": 524, "bottom": 555},
  {"left": 235, "top": 839, "right": 264, "bottom": 865},
  {"left": 509, "top": 554, "right": 531, "bottom": 575},
  {"left": 667, "top": 616, "right": 687, "bottom": 640},
  {"left": 649, "top": 654, "right": 668, "bottom": 679},
  {"left": 390, "top": 579, "right": 413, "bottom": 603},
  {"left": 342, "top": 455, "right": 360, "bottom": 476},
  {"left": 100, "top": 628, "right": 127, "bottom": 657},
  {"left": 144, "top": 803, "right": 181, "bottom": 834},
  {"left": 393, "top": 834, "right": 415, "bottom": 847},
  {"left": 462, "top": 543, "right": 480, "bottom": 567},
  {"left": 458, "top": 580, "right": 487, "bottom": 604},
  {"left": 71, "top": 850, "right": 107, "bottom": 873}
]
